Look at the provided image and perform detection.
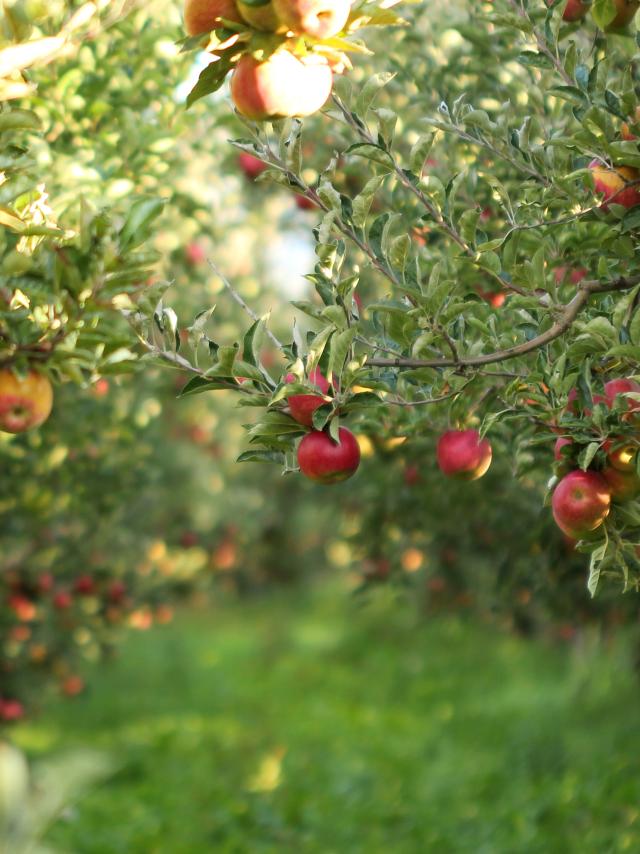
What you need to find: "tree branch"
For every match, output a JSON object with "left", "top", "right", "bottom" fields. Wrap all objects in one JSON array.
[{"left": 366, "top": 275, "right": 640, "bottom": 369}]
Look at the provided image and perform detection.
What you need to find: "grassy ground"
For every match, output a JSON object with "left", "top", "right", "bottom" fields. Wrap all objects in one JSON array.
[{"left": 12, "top": 582, "right": 640, "bottom": 853}]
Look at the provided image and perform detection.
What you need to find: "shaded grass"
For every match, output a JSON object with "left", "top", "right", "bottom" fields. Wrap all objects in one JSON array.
[{"left": 14, "top": 582, "right": 640, "bottom": 853}]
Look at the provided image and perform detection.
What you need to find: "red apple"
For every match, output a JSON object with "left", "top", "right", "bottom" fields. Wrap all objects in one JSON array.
[
  {"left": 273, "top": 0, "right": 350, "bottom": 38},
  {"left": 230, "top": 51, "right": 332, "bottom": 121},
  {"left": 61, "top": 675, "right": 85, "bottom": 697},
  {"left": 554, "top": 436, "right": 573, "bottom": 460},
  {"left": 53, "top": 590, "right": 72, "bottom": 610},
  {"left": 436, "top": 430, "right": 492, "bottom": 481},
  {"left": 602, "top": 465, "right": 640, "bottom": 502},
  {"left": 295, "top": 194, "right": 317, "bottom": 210},
  {"left": 0, "top": 369, "right": 53, "bottom": 434},
  {"left": 621, "top": 106, "right": 640, "bottom": 140},
  {"left": 73, "top": 575, "right": 95, "bottom": 596},
  {"left": 566, "top": 386, "right": 606, "bottom": 415},
  {"left": 107, "top": 581, "right": 127, "bottom": 604},
  {"left": 589, "top": 160, "right": 640, "bottom": 210},
  {"left": 297, "top": 427, "right": 360, "bottom": 483},
  {"left": 0, "top": 699, "right": 25, "bottom": 722},
  {"left": 603, "top": 0, "right": 640, "bottom": 30},
  {"left": 551, "top": 470, "right": 611, "bottom": 537},
  {"left": 554, "top": 266, "right": 587, "bottom": 285},
  {"left": 546, "top": 0, "right": 589, "bottom": 21},
  {"left": 91, "top": 378, "right": 110, "bottom": 398},
  {"left": 286, "top": 368, "right": 331, "bottom": 427},
  {"left": 475, "top": 286, "right": 506, "bottom": 308},
  {"left": 603, "top": 377, "right": 640, "bottom": 411},
  {"left": 184, "top": 0, "right": 242, "bottom": 35},
  {"left": 238, "top": 152, "right": 267, "bottom": 180},
  {"left": 403, "top": 464, "right": 421, "bottom": 486},
  {"left": 185, "top": 241, "right": 206, "bottom": 265}
]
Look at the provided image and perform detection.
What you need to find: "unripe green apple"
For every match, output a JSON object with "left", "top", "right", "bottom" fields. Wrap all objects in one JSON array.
[
  {"left": 230, "top": 51, "right": 332, "bottom": 120},
  {"left": 0, "top": 369, "right": 53, "bottom": 433}
]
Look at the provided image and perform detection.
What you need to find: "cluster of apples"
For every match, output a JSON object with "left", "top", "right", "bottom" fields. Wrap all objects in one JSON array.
[
  {"left": 0, "top": 368, "right": 53, "bottom": 434},
  {"left": 284, "top": 368, "right": 360, "bottom": 483},
  {"left": 552, "top": 0, "right": 639, "bottom": 29},
  {"left": 551, "top": 378, "right": 640, "bottom": 540},
  {"left": 184, "top": 0, "right": 352, "bottom": 120}
]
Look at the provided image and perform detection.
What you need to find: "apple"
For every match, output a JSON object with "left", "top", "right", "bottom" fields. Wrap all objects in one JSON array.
[
  {"left": 554, "top": 266, "right": 587, "bottom": 285},
  {"left": 184, "top": 0, "right": 242, "bottom": 35},
  {"left": 185, "top": 241, "right": 206, "bottom": 265},
  {"left": 436, "top": 429, "right": 492, "bottom": 481},
  {"left": 566, "top": 386, "right": 606, "bottom": 415},
  {"left": 621, "top": 105, "right": 640, "bottom": 140},
  {"left": 0, "top": 369, "right": 53, "bottom": 433},
  {"left": 551, "top": 470, "right": 611, "bottom": 537},
  {"left": 91, "top": 378, "right": 110, "bottom": 398},
  {"left": 604, "top": 438, "right": 637, "bottom": 471},
  {"left": 286, "top": 368, "right": 330, "bottom": 426},
  {"left": 554, "top": 436, "right": 573, "bottom": 460},
  {"left": 73, "top": 574, "right": 95, "bottom": 596},
  {"left": 363, "top": 557, "right": 391, "bottom": 580},
  {"left": 230, "top": 51, "right": 332, "bottom": 120},
  {"left": 53, "top": 590, "right": 72, "bottom": 610},
  {"left": 603, "top": 0, "right": 640, "bottom": 30},
  {"left": 589, "top": 160, "right": 640, "bottom": 210},
  {"left": 272, "top": 0, "right": 350, "bottom": 38},
  {"left": 0, "top": 699, "right": 24, "bottom": 722},
  {"left": 475, "top": 286, "right": 506, "bottom": 308},
  {"left": 602, "top": 465, "right": 640, "bottom": 502},
  {"left": 238, "top": 0, "right": 281, "bottom": 29},
  {"left": 297, "top": 427, "right": 360, "bottom": 483},
  {"left": 403, "top": 463, "right": 421, "bottom": 486},
  {"left": 61, "top": 675, "right": 84, "bottom": 697},
  {"left": 603, "top": 377, "right": 640, "bottom": 411},
  {"left": 295, "top": 193, "right": 317, "bottom": 210},
  {"left": 107, "top": 581, "right": 127, "bottom": 604},
  {"left": 238, "top": 152, "right": 267, "bottom": 179},
  {"left": 546, "top": 0, "right": 589, "bottom": 21}
]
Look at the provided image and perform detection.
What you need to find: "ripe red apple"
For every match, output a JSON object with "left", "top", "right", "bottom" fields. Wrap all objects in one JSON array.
[
  {"left": 621, "top": 105, "right": 640, "bottom": 140},
  {"left": 185, "top": 241, "right": 206, "bottom": 265},
  {"left": 107, "top": 581, "right": 127, "bottom": 604},
  {"left": 184, "top": 0, "right": 242, "bottom": 35},
  {"left": 297, "top": 427, "right": 360, "bottom": 483},
  {"left": 0, "top": 699, "right": 25, "bottom": 722},
  {"left": 0, "top": 369, "right": 53, "bottom": 433},
  {"left": 73, "top": 575, "right": 95, "bottom": 596},
  {"left": 273, "top": 0, "right": 350, "bottom": 38},
  {"left": 603, "top": 0, "right": 640, "bottom": 30},
  {"left": 295, "top": 193, "right": 317, "bottom": 210},
  {"left": 238, "top": 0, "right": 281, "bottom": 29},
  {"left": 53, "top": 590, "right": 72, "bottom": 610},
  {"left": 554, "top": 266, "right": 587, "bottom": 285},
  {"left": 589, "top": 160, "right": 640, "bottom": 210},
  {"left": 551, "top": 470, "right": 611, "bottom": 537},
  {"left": 602, "top": 465, "right": 640, "bottom": 502},
  {"left": 403, "top": 463, "right": 421, "bottom": 486},
  {"left": 546, "top": 0, "right": 589, "bottom": 21},
  {"left": 603, "top": 377, "right": 640, "bottom": 411},
  {"left": 475, "top": 286, "right": 506, "bottom": 308},
  {"left": 566, "top": 386, "right": 606, "bottom": 415},
  {"left": 238, "top": 152, "right": 267, "bottom": 180},
  {"left": 286, "top": 368, "right": 330, "bottom": 427},
  {"left": 230, "top": 51, "right": 332, "bottom": 120},
  {"left": 61, "top": 675, "right": 85, "bottom": 697},
  {"left": 554, "top": 436, "right": 573, "bottom": 460},
  {"left": 436, "top": 429, "right": 492, "bottom": 481}
]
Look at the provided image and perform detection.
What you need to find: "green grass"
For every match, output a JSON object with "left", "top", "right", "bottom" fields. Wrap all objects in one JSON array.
[{"left": 13, "top": 582, "right": 640, "bottom": 853}]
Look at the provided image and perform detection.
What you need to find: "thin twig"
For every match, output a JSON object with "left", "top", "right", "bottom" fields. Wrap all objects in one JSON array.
[{"left": 207, "top": 258, "right": 285, "bottom": 352}]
